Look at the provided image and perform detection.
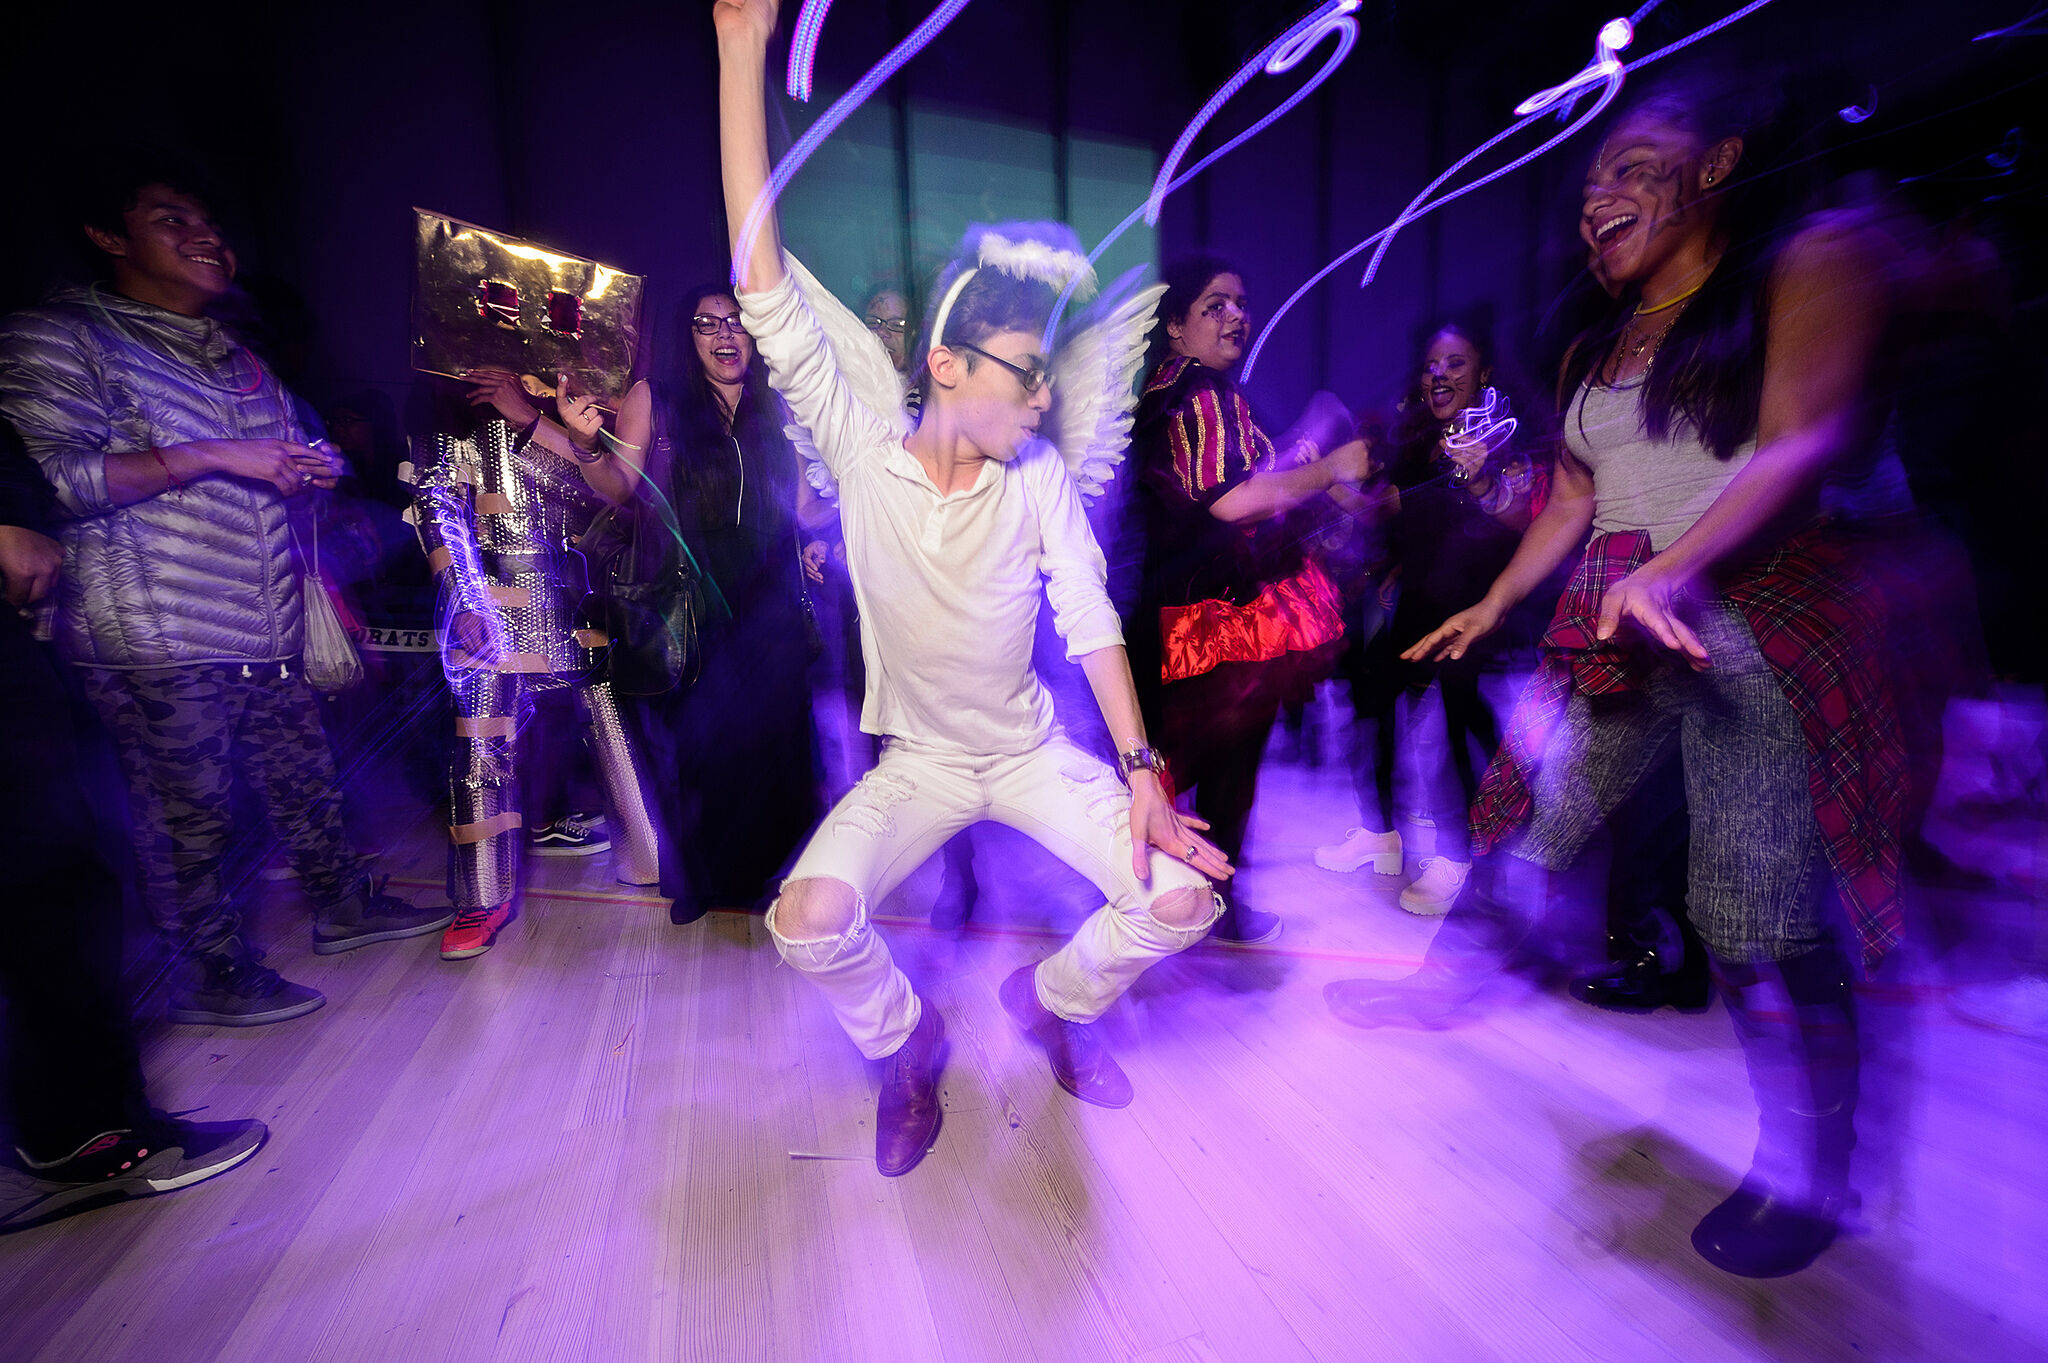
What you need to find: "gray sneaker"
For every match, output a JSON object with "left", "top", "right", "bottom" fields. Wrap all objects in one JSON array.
[
  {"left": 166, "top": 941, "right": 325, "bottom": 1027},
  {"left": 3, "top": 1114, "right": 268, "bottom": 1233},
  {"left": 313, "top": 875, "right": 456, "bottom": 955}
]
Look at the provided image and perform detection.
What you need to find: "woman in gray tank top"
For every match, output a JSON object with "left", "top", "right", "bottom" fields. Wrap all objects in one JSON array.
[{"left": 1325, "top": 69, "right": 1906, "bottom": 1282}]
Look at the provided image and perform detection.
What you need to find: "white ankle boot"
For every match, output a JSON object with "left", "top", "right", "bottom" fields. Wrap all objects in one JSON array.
[
  {"left": 1315, "top": 827, "right": 1402, "bottom": 875},
  {"left": 1398, "top": 857, "right": 1471, "bottom": 916}
]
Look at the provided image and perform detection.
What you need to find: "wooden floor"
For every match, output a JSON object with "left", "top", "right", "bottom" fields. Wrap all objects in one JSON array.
[{"left": 3, "top": 704, "right": 2044, "bottom": 1363}]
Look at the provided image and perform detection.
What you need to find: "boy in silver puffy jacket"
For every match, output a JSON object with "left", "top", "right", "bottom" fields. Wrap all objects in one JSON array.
[{"left": 0, "top": 151, "right": 451, "bottom": 1026}]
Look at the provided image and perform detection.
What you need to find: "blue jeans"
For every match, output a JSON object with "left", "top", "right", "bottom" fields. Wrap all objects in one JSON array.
[{"left": 1508, "top": 600, "right": 1830, "bottom": 964}]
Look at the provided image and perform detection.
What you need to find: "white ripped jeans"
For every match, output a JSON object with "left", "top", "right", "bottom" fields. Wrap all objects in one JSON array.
[{"left": 767, "top": 734, "right": 1220, "bottom": 1058}]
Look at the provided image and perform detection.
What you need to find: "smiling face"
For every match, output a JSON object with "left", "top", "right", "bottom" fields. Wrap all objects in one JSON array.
[
  {"left": 1166, "top": 272, "right": 1250, "bottom": 372},
  {"left": 86, "top": 185, "right": 236, "bottom": 316},
  {"left": 864, "top": 288, "right": 910, "bottom": 373},
  {"left": 691, "top": 291, "right": 753, "bottom": 389},
  {"left": 933, "top": 327, "right": 1054, "bottom": 463},
  {"left": 1421, "top": 331, "right": 1488, "bottom": 424},
  {"left": 1580, "top": 112, "right": 1739, "bottom": 290}
]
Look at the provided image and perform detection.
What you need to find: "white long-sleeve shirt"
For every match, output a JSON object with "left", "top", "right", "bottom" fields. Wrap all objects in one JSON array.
[{"left": 740, "top": 266, "right": 1124, "bottom": 757}]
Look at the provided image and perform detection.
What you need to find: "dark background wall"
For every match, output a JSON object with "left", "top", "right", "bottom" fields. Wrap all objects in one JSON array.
[{"left": 5, "top": 0, "right": 2039, "bottom": 433}]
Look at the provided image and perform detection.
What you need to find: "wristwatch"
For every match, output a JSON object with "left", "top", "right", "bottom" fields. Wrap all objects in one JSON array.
[{"left": 1118, "top": 744, "right": 1168, "bottom": 784}]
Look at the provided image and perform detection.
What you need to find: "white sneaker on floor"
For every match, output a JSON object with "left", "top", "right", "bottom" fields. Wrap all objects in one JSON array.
[
  {"left": 1949, "top": 975, "right": 2048, "bottom": 1039},
  {"left": 1398, "top": 857, "right": 1470, "bottom": 916},
  {"left": 1315, "top": 827, "right": 1402, "bottom": 874}
]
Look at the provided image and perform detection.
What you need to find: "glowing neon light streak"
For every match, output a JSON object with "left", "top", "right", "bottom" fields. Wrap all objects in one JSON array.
[
  {"left": 734, "top": 0, "right": 974, "bottom": 286},
  {"left": 1043, "top": 0, "right": 1363, "bottom": 347},
  {"left": 1243, "top": 51, "right": 1626, "bottom": 379},
  {"left": 1513, "top": 18, "right": 1632, "bottom": 117},
  {"left": 787, "top": 0, "right": 835, "bottom": 102},
  {"left": 1146, "top": 1, "right": 1362, "bottom": 226},
  {"left": 1975, "top": 6, "right": 2048, "bottom": 41},
  {"left": 1241, "top": 0, "right": 1785, "bottom": 383},
  {"left": 1347, "top": 16, "right": 1631, "bottom": 293}
]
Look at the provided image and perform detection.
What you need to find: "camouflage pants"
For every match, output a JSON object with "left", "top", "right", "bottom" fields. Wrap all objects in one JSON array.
[{"left": 79, "top": 660, "right": 368, "bottom": 959}]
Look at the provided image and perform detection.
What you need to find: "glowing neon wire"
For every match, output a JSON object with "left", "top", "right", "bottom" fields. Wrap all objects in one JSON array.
[
  {"left": 733, "top": 0, "right": 974, "bottom": 287},
  {"left": 1146, "top": 1, "right": 1362, "bottom": 226},
  {"left": 1243, "top": 73, "right": 1625, "bottom": 379},
  {"left": 1042, "top": 0, "right": 1362, "bottom": 347},
  {"left": 1241, "top": 0, "right": 1785, "bottom": 383},
  {"left": 787, "top": 0, "right": 835, "bottom": 103}
]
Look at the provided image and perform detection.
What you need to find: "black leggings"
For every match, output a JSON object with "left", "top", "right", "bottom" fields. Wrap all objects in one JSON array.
[
  {"left": 1161, "top": 658, "right": 1292, "bottom": 869},
  {"left": 1339, "top": 625, "right": 1501, "bottom": 860}
]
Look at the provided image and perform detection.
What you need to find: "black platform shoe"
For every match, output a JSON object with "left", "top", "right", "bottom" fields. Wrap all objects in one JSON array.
[{"left": 1568, "top": 944, "right": 1711, "bottom": 1013}]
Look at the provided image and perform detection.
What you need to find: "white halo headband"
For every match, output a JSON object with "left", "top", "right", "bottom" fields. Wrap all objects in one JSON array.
[{"left": 927, "top": 230, "right": 1097, "bottom": 359}]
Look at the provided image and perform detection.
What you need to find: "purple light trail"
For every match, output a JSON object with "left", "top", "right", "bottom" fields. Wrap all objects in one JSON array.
[
  {"left": 1240, "top": 0, "right": 1785, "bottom": 383},
  {"left": 786, "top": 0, "right": 834, "bottom": 103},
  {"left": 733, "top": 0, "right": 974, "bottom": 288},
  {"left": 1044, "top": 0, "right": 1363, "bottom": 347}
]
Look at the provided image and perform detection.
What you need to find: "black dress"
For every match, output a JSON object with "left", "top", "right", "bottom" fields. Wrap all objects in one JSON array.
[{"left": 632, "top": 384, "right": 820, "bottom": 915}]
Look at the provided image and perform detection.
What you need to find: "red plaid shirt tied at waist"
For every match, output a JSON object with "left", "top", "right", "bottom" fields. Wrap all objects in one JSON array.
[{"left": 1467, "top": 525, "right": 1905, "bottom": 969}]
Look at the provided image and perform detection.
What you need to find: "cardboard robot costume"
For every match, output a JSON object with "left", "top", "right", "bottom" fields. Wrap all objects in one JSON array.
[{"left": 405, "top": 213, "right": 660, "bottom": 910}]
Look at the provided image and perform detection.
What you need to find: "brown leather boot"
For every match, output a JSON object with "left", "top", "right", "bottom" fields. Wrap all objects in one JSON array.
[
  {"left": 999, "top": 963, "right": 1134, "bottom": 1108},
  {"left": 875, "top": 1003, "right": 947, "bottom": 1177}
]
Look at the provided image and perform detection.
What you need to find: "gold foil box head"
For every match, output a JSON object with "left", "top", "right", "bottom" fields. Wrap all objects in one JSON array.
[{"left": 411, "top": 208, "right": 645, "bottom": 401}]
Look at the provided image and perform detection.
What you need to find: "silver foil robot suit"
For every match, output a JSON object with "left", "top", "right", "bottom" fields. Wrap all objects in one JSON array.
[{"left": 411, "top": 417, "right": 660, "bottom": 909}]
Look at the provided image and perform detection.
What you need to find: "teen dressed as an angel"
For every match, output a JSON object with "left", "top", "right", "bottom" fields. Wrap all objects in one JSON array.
[{"left": 716, "top": 0, "right": 1241, "bottom": 1176}]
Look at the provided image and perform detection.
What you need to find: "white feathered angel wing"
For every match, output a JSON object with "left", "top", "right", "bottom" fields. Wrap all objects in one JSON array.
[
  {"left": 779, "top": 253, "right": 912, "bottom": 502},
  {"left": 1045, "top": 270, "right": 1168, "bottom": 501}
]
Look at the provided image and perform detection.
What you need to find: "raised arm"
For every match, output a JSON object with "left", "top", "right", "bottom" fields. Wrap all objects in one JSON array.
[{"left": 716, "top": 0, "right": 785, "bottom": 295}]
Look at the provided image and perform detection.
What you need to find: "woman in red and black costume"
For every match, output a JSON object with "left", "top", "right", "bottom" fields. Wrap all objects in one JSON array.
[
  {"left": 1126, "top": 257, "right": 1372, "bottom": 944},
  {"left": 1324, "top": 71, "right": 1907, "bottom": 1279}
]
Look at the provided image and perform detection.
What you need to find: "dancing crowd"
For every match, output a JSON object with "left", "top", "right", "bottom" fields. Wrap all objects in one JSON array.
[{"left": 1, "top": 0, "right": 2041, "bottom": 1291}]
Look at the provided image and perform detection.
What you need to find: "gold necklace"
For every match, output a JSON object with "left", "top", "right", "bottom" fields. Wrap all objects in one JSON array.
[
  {"left": 1625, "top": 314, "right": 1678, "bottom": 359},
  {"left": 1634, "top": 277, "right": 1706, "bottom": 317}
]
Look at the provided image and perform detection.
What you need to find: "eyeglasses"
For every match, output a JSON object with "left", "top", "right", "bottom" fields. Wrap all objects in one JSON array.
[
  {"left": 691, "top": 314, "right": 746, "bottom": 337},
  {"left": 956, "top": 342, "right": 1053, "bottom": 396},
  {"left": 864, "top": 315, "right": 908, "bottom": 334}
]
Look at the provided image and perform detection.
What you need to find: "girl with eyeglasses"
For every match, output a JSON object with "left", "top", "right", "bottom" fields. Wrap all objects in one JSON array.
[{"left": 599, "top": 285, "right": 822, "bottom": 924}]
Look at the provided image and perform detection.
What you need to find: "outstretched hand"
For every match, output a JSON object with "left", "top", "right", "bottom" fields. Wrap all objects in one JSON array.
[
  {"left": 1595, "top": 562, "right": 1711, "bottom": 668},
  {"left": 1127, "top": 773, "right": 1233, "bottom": 883},
  {"left": 1401, "top": 599, "right": 1505, "bottom": 664}
]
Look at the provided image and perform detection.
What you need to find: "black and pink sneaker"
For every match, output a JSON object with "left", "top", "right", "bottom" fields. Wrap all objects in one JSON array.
[{"left": 3, "top": 1115, "right": 267, "bottom": 1233}]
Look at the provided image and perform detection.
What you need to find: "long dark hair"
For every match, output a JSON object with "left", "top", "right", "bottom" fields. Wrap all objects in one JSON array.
[
  {"left": 660, "top": 283, "right": 793, "bottom": 522},
  {"left": 1559, "top": 70, "right": 1798, "bottom": 460},
  {"left": 1145, "top": 253, "right": 1242, "bottom": 378}
]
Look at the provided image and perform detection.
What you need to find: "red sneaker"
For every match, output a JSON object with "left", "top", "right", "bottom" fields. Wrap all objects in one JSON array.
[{"left": 440, "top": 905, "right": 513, "bottom": 961}]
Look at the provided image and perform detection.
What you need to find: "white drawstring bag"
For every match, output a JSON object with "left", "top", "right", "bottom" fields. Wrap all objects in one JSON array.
[{"left": 294, "top": 515, "right": 364, "bottom": 693}]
